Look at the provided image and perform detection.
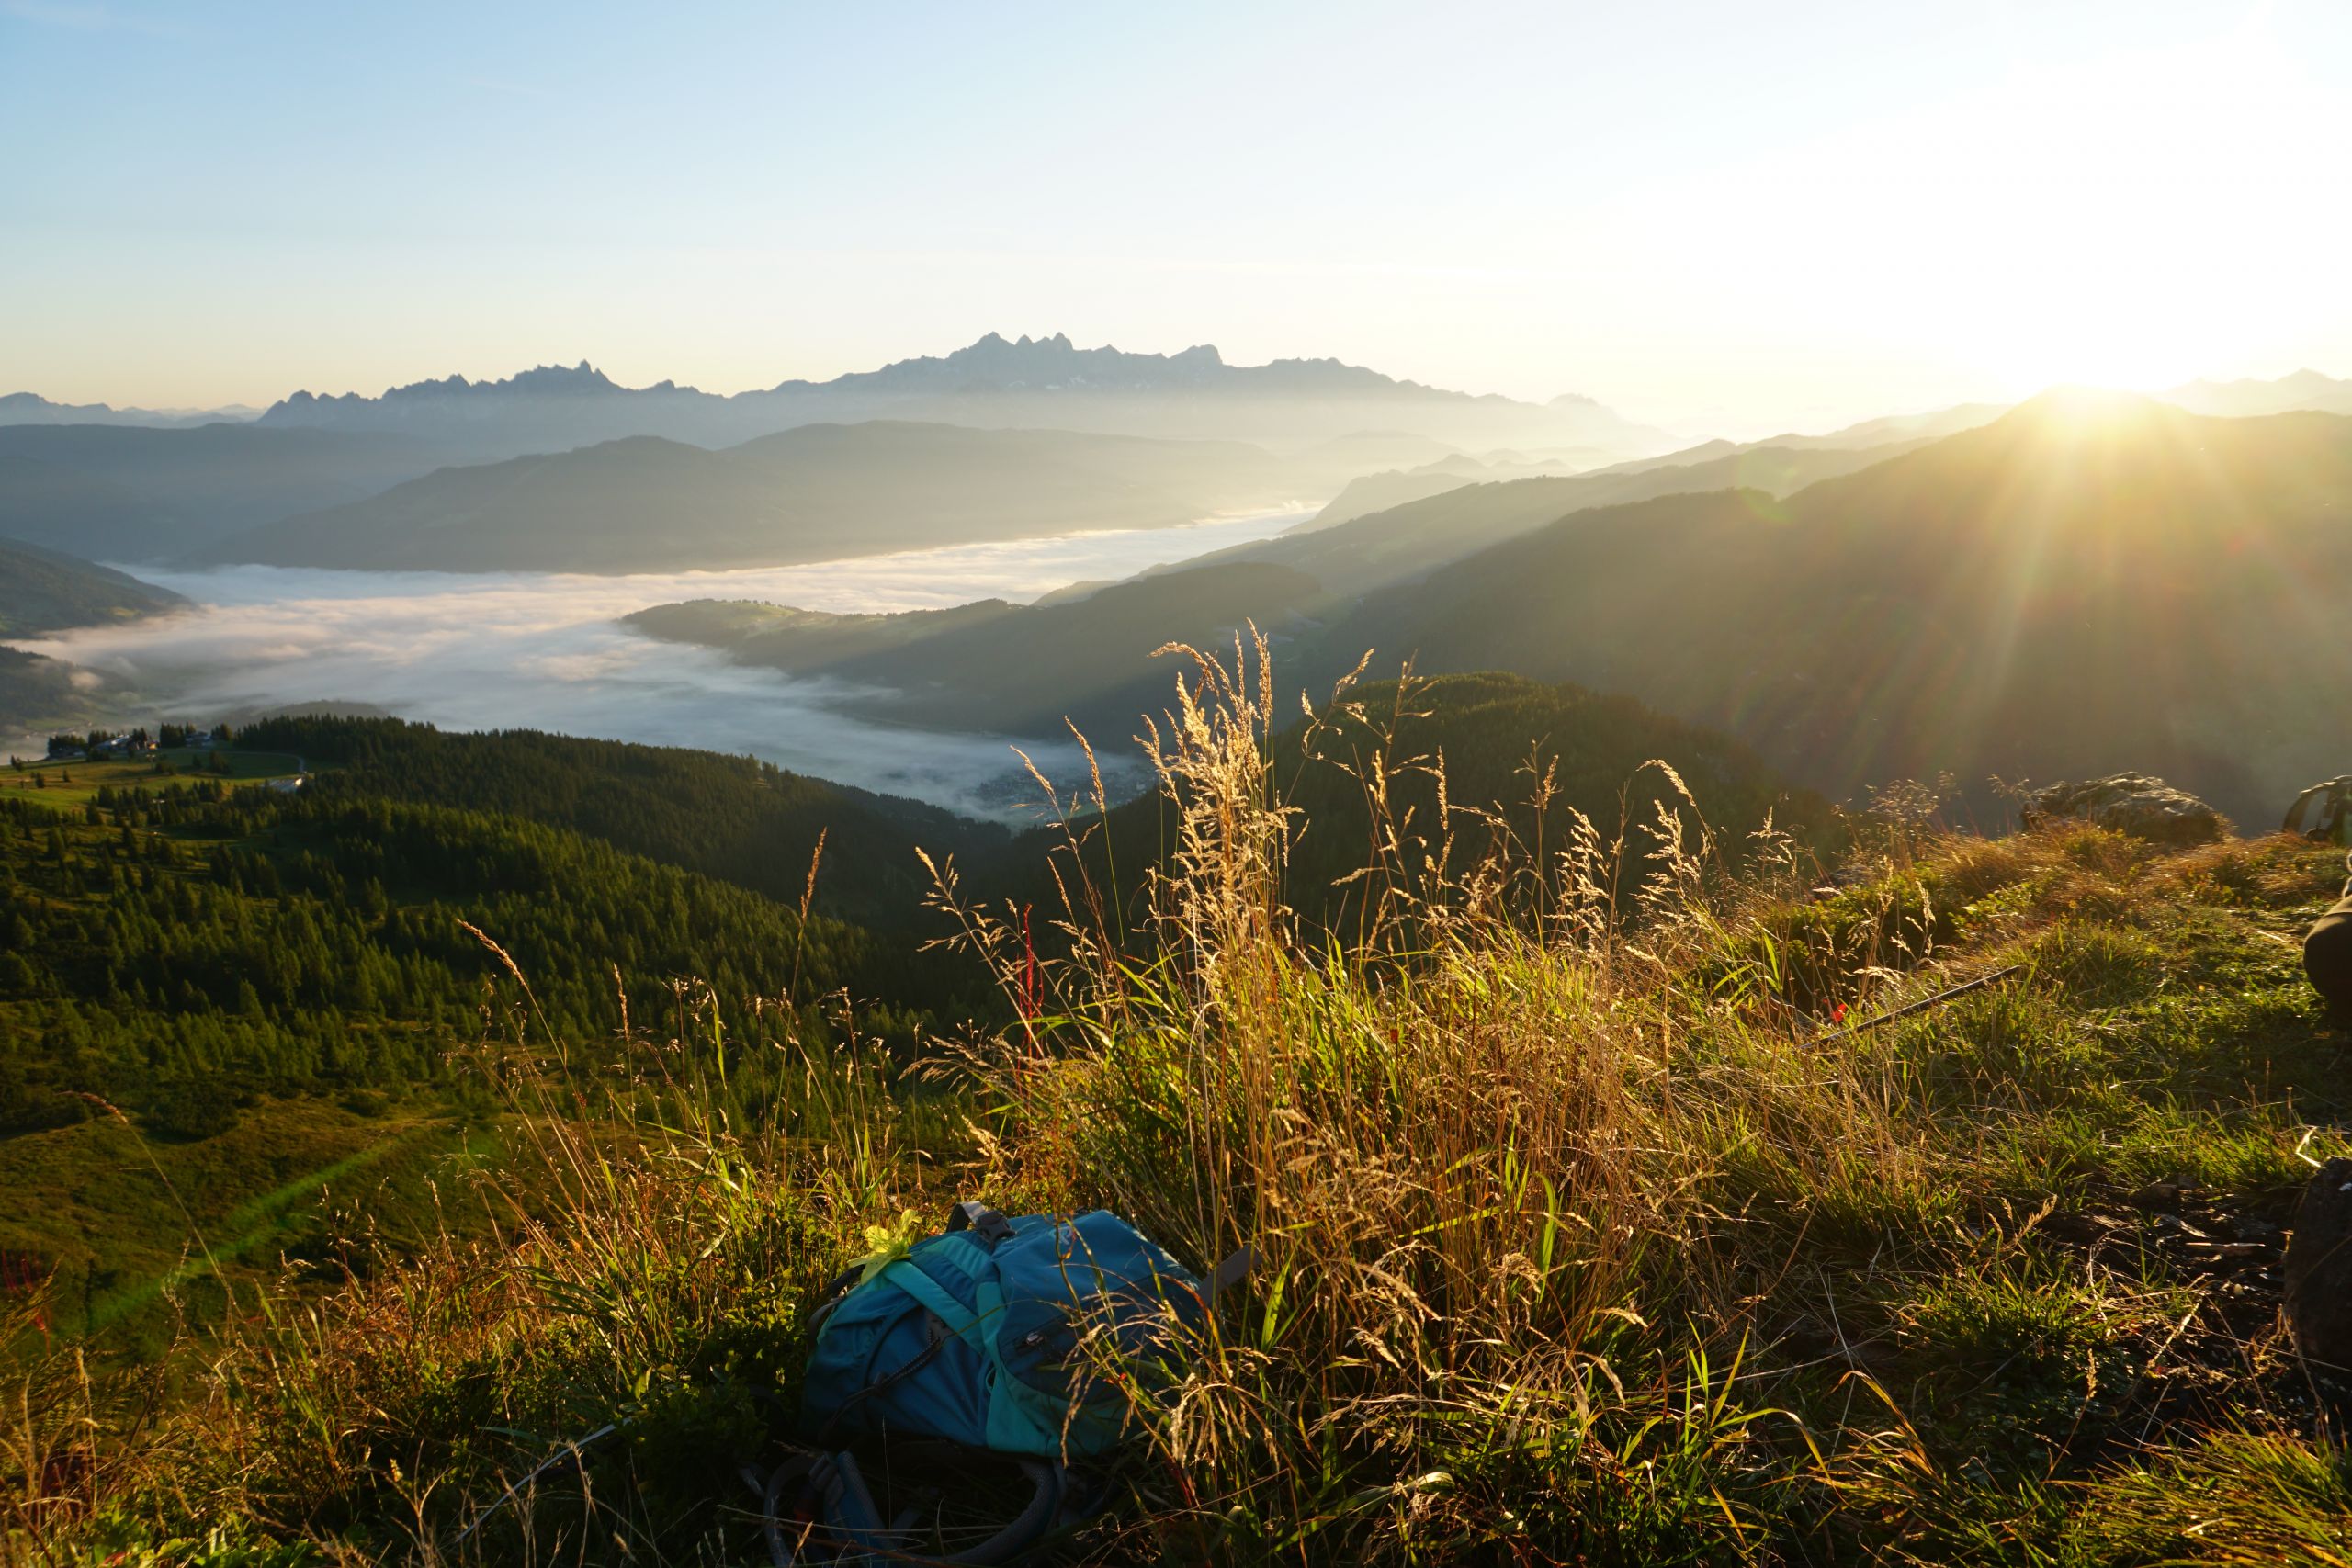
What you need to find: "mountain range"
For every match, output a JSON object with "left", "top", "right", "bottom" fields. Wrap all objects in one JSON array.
[
  {"left": 630, "top": 392, "right": 2352, "bottom": 826},
  {"left": 252, "top": 333, "right": 1679, "bottom": 461},
  {"left": 6, "top": 346, "right": 2348, "bottom": 576},
  {"left": 0, "top": 424, "right": 444, "bottom": 561},
  {"left": 1314, "top": 393, "right": 2352, "bottom": 823},
  {"left": 192, "top": 422, "right": 1322, "bottom": 572},
  {"left": 0, "top": 392, "right": 260, "bottom": 430},
  {"left": 2162, "top": 368, "right": 2352, "bottom": 419},
  {"left": 0, "top": 336, "right": 1678, "bottom": 568}
]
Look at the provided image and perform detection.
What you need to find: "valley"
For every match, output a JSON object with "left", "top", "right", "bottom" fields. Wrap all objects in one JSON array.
[{"left": 4, "top": 342, "right": 2350, "bottom": 1564}]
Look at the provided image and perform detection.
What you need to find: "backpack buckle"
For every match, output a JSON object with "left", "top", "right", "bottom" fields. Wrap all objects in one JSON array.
[{"left": 945, "top": 1201, "right": 1015, "bottom": 1248}]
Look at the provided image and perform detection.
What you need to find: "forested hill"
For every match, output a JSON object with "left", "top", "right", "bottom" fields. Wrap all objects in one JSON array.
[
  {"left": 0, "top": 541, "right": 187, "bottom": 736},
  {"left": 194, "top": 422, "right": 1310, "bottom": 573},
  {"left": 234, "top": 716, "right": 1005, "bottom": 931},
  {"left": 0, "top": 744, "right": 993, "bottom": 1348},
  {"left": 0, "top": 537, "right": 186, "bottom": 637},
  {"left": 624, "top": 561, "right": 1324, "bottom": 739}
]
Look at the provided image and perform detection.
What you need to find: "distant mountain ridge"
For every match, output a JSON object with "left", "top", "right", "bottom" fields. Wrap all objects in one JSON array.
[
  {"left": 263, "top": 333, "right": 1573, "bottom": 420},
  {"left": 0, "top": 424, "right": 443, "bottom": 561},
  {"left": 0, "top": 391, "right": 260, "bottom": 430},
  {"left": 624, "top": 392, "right": 2352, "bottom": 828},
  {"left": 193, "top": 421, "right": 1319, "bottom": 573},
  {"left": 773, "top": 332, "right": 1501, "bottom": 400},
  {"left": 2163, "top": 368, "right": 2352, "bottom": 419},
  {"left": 252, "top": 333, "right": 1680, "bottom": 461}
]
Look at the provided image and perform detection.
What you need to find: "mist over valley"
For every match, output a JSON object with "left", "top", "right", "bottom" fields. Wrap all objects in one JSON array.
[{"left": 5, "top": 510, "right": 1315, "bottom": 817}]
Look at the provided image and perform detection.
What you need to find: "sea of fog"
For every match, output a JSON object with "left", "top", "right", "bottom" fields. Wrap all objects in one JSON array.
[{"left": 8, "top": 510, "right": 1309, "bottom": 820}]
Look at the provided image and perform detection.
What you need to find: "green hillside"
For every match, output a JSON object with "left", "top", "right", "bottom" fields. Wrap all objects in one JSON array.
[
  {"left": 232, "top": 715, "right": 1003, "bottom": 931},
  {"left": 0, "top": 752, "right": 989, "bottom": 1355},
  {"left": 627, "top": 560, "right": 1327, "bottom": 736},
  {"left": 0, "top": 543, "right": 187, "bottom": 736},
  {"left": 0, "top": 537, "right": 184, "bottom": 637},
  {"left": 13, "top": 668, "right": 2348, "bottom": 1563},
  {"left": 0, "top": 648, "right": 87, "bottom": 737},
  {"left": 1329, "top": 394, "right": 2352, "bottom": 823}
]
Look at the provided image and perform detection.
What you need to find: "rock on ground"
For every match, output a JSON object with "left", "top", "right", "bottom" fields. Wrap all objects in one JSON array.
[{"left": 2020, "top": 773, "right": 2227, "bottom": 845}]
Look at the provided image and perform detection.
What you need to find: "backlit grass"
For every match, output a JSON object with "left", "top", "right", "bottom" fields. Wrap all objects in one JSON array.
[{"left": 6, "top": 649, "right": 2347, "bottom": 1563}]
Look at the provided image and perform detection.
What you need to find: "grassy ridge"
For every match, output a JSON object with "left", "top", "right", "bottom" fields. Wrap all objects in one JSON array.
[
  {"left": 0, "top": 760, "right": 986, "bottom": 1357},
  {"left": 8, "top": 647, "right": 2347, "bottom": 1562}
]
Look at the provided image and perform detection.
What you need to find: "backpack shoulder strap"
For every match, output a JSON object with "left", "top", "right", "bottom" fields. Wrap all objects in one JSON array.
[
  {"left": 879, "top": 1258, "right": 991, "bottom": 1347},
  {"left": 761, "top": 1451, "right": 1069, "bottom": 1567}
]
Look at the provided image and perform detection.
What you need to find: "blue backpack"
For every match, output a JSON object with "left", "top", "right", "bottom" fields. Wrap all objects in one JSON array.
[{"left": 765, "top": 1203, "right": 1245, "bottom": 1565}]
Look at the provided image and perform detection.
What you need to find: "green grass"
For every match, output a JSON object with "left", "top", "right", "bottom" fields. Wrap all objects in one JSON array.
[
  {"left": 0, "top": 1098, "right": 485, "bottom": 1356},
  {"left": 1, "top": 748, "right": 307, "bottom": 810},
  {"left": 6, "top": 654, "right": 2350, "bottom": 1563}
]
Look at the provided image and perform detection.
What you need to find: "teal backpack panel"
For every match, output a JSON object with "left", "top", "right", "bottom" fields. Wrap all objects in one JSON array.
[{"left": 800, "top": 1206, "right": 1208, "bottom": 1460}]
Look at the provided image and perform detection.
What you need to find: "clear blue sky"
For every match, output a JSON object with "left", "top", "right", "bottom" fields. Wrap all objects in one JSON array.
[{"left": 5, "top": 0, "right": 2347, "bottom": 432}]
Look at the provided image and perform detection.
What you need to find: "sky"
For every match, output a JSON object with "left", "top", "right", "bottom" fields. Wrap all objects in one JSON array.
[{"left": 5, "top": 0, "right": 2349, "bottom": 434}]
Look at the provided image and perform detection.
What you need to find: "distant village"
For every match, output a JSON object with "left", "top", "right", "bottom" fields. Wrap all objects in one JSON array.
[
  {"left": 25, "top": 723, "right": 218, "bottom": 765},
  {"left": 7, "top": 724, "right": 309, "bottom": 792}
]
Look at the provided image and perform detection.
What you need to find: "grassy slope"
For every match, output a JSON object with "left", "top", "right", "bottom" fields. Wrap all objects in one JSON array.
[
  {"left": 17, "top": 682, "right": 2349, "bottom": 1561},
  {"left": 0, "top": 1102, "right": 484, "bottom": 1353},
  {"left": 975, "top": 671, "right": 1844, "bottom": 935},
  {"left": 229, "top": 716, "right": 1003, "bottom": 931},
  {"left": 2, "top": 749, "right": 304, "bottom": 809},
  {"left": 0, "top": 744, "right": 986, "bottom": 1370}
]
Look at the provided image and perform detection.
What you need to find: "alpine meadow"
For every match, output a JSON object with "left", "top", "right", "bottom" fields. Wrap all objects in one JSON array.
[{"left": 4, "top": 5, "right": 2352, "bottom": 1564}]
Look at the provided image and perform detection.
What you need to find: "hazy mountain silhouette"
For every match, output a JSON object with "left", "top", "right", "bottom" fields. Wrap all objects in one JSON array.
[
  {"left": 1295, "top": 405, "right": 2007, "bottom": 540},
  {"left": 2163, "top": 368, "right": 2352, "bottom": 419},
  {"left": 1589, "top": 402, "right": 2011, "bottom": 478},
  {"left": 1209, "top": 434, "right": 1947, "bottom": 596},
  {"left": 628, "top": 392, "right": 2352, "bottom": 825},
  {"left": 254, "top": 333, "right": 1679, "bottom": 462},
  {"left": 195, "top": 422, "right": 1324, "bottom": 573},
  {"left": 0, "top": 391, "right": 260, "bottom": 430},
  {"left": 1321, "top": 392, "right": 2352, "bottom": 822},
  {"left": 1306, "top": 452, "right": 1586, "bottom": 529},
  {"left": 0, "top": 424, "right": 447, "bottom": 560}
]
